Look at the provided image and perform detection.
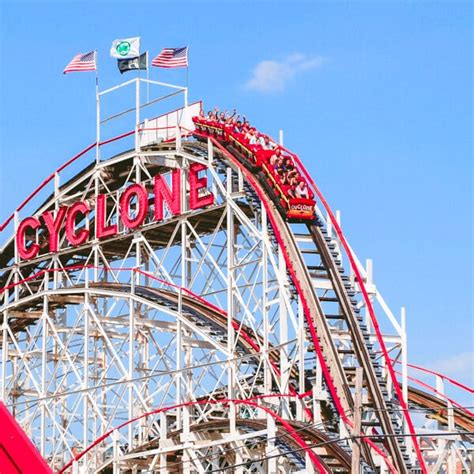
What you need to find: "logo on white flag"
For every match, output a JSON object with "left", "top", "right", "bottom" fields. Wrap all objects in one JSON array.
[
  {"left": 110, "top": 37, "right": 140, "bottom": 58},
  {"left": 116, "top": 41, "right": 131, "bottom": 57}
]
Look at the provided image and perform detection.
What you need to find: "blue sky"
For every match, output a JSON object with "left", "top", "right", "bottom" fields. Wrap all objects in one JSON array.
[{"left": 0, "top": 1, "right": 472, "bottom": 393}]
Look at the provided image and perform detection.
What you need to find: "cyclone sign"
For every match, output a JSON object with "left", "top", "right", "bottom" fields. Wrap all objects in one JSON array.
[{"left": 15, "top": 164, "right": 214, "bottom": 261}]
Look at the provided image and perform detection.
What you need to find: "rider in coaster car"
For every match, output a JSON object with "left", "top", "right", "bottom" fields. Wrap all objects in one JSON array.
[
  {"left": 259, "top": 135, "right": 275, "bottom": 150},
  {"left": 220, "top": 108, "right": 237, "bottom": 124},
  {"left": 244, "top": 128, "right": 257, "bottom": 144},
  {"left": 275, "top": 157, "right": 285, "bottom": 172},
  {"left": 270, "top": 148, "right": 282, "bottom": 167},
  {"left": 206, "top": 110, "right": 216, "bottom": 121},
  {"left": 225, "top": 117, "right": 236, "bottom": 130},
  {"left": 233, "top": 120, "right": 244, "bottom": 134},
  {"left": 241, "top": 116, "right": 249, "bottom": 128},
  {"left": 286, "top": 168, "right": 300, "bottom": 198},
  {"left": 277, "top": 166, "right": 290, "bottom": 186},
  {"left": 283, "top": 157, "right": 294, "bottom": 173},
  {"left": 267, "top": 136, "right": 277, "bottom": 150},
  {"left": 287, "top": 169, "right": 299, "bottom": 188},
  {"left": 218, "top": 111, "right": 227, "bottom": 124},
  {"left": 294, "top": 180, "right": 309, "bottom": 199}
]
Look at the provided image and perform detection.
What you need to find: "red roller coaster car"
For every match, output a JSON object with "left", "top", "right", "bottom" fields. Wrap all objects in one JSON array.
[{"left": 192, "top": 116, "right": 316, "bottom": 221}]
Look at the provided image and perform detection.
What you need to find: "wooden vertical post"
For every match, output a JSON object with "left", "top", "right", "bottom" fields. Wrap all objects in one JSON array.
[{"left": 352, "top": 368, "right": 363, "bottom": 474}]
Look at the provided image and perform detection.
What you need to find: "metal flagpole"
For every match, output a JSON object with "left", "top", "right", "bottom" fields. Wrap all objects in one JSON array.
[
  {"left": 185, "top": 47, "right": 189, "bottom": 108},
  {"left": 137, "top": 41, "right": 142, "bottom": 93},
  {"left": 186, "top": 47, "right": 189, "bottom": 90},
  {"left": 137, "top": 50, "right": 141, "bottom": 82},
  {"left": 146, "top": 51, "right": 150, "bottom": 103},
  {"left": 185, "top": 66, "right": 189, "bottom": 109},
  {"left": 135, "top": 49, "right": 141, "bottom": 154},
  {"left": 95, "top": 50, "right": 100, "bottom": 164},
  {"left": 136, "top": 46, "right": 142, "bottom": 153}
]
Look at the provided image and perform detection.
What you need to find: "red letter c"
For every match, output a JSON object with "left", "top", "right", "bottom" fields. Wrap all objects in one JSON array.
[
  {"left": 66, "top": 201, "right": 90, "bottom": 246},
  {"left": 16, "top": 217, "right": 40, "bottom": 260}
]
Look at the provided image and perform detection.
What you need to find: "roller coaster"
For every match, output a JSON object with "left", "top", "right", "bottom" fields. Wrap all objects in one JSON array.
[{"left": 0, "top": 77, "right": 472, "bottom": 473}]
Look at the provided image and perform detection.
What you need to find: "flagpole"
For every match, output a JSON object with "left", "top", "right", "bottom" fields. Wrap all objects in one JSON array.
[
  {"left": 186, "top": 46, "right": 189, "bottom": 89},
  {"left": 95, "top": 50, "right": 100, "bottom": 164},
  {"left": 136, "top": 48, "right": 141, "bottom": 154},
  {"left": 138, "top": 51, "right": 141, "bottom": 83},
  {"left": 146, "top": 51, "right": 150, "bottom": 103},
  {"left": 185, "top": 47, "right": 189, "bottom": 108}
]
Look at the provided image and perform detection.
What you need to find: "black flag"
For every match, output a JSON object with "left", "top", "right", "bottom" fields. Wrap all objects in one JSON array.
[{"left": 117, "top": 52, "right": 147, "bottom": 74}]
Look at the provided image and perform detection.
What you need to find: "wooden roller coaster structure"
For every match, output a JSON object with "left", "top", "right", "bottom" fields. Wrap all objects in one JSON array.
[{"left": 1, "top": 79, "right": 472, "bottom": 473}]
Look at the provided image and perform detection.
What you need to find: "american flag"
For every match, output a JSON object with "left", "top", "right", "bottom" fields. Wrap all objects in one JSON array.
[
  {"left": 152, "top": 47, "right": 188, "bottom": 68},
  {"left": 63, "top": 51, "right": 96, "bottom": 74}
]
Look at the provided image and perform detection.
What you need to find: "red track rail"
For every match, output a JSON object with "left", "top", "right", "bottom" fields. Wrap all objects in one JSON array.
[
  {"left": 395, "top": 371, "right": 474, "bottom": 418},
  {"left": 391, "top": 359, "right": 474, "bottom": 395},
  {"left": 0, "top": 142, "right": 96, "bottom": 232}
]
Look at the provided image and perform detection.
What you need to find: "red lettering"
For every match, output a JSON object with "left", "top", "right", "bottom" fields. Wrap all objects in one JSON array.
[
  {"left": 189, "top": 163, "right": 214, "bottom": 210},
  {"left": 153, "top": 170, "right": 181, "bottom": 221},
  {"left": 96, "top": 194, "right": 117, "bottom": 239},
  {"left": 16, "top": 217, "right": 40, "bottom": 260},
  {"left": 41, "top": 207, "right": 68, "bottom": 253},
  {"left": 15, "top": 168, "right": 217, "bottom": 260},
  {"left": 65, "top": 201, "right": 90, "bottom": 246},
  {"left": 120, "top": 184, "right": 149, "bottom": 229}
]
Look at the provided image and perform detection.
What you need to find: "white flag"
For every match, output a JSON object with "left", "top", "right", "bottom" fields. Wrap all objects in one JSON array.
[{"left": 110, "top": 37, "right": 140, "bottom": 59}]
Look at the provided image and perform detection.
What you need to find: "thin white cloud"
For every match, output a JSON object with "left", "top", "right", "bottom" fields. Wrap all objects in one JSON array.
[{"left": 245, "top": 54, "right": 325, "bottom": 94}]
